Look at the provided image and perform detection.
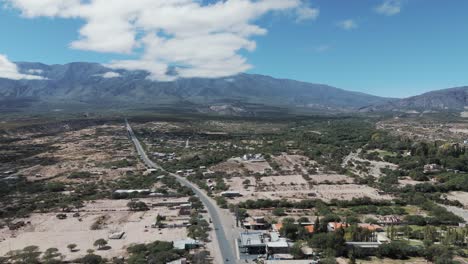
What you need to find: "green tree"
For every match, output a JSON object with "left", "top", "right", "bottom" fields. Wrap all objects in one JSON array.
[
  {"left": 67, "top": 244, "right": 77, "bottom": 252},
  {"left": 42, "top": 248, "right": 63, "bottom": 264},
  {"left": 93, "top": 239, "right": 108, "bottom": 250}
]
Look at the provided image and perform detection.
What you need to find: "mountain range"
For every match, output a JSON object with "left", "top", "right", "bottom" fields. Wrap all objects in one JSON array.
[{"left": 0, "top": 62, "right": 467, "bottom": 114}]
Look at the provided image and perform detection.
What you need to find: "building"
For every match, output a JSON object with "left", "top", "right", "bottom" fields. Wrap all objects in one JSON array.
[
  {"left": 266, "top": 238, "right": 291, "bottom": 255},
  {"left": 424, "top": 163, "right": 442, "bottom": 173},
  {"left": 173, "top": 239, "right": 203, "bottom": 250},
  {"left": 242, "top": 153, "right": 265, "bottom": 162},
  {"left": 239, "top": 232, "right": 267, "bottom": 254}
]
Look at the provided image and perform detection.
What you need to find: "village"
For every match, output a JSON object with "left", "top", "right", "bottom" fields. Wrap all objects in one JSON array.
[{"left": 0, "top": 116, "right": 467, "bottom": 264}]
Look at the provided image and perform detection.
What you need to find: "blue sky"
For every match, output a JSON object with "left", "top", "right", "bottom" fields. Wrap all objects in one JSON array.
[{"left": 1, "top": 0, "right": 467, "bottom": 98}]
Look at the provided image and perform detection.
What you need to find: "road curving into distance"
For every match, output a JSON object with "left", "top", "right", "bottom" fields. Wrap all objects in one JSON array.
[{"left": 125, "top": 119, "right": 238, "bottom": 264}]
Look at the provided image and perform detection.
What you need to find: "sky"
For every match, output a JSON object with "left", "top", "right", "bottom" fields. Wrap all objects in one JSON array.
[{"left": 0, "top": 0, "right": 467, "bottom": 98}]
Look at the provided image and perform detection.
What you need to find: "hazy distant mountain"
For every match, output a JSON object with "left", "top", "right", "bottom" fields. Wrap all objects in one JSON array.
[
  {"left": 363, "top": 87, "right": 468, "bottom": 112},
  {"left": 0, "top": 62, "right": 392, "bottom": 112}
]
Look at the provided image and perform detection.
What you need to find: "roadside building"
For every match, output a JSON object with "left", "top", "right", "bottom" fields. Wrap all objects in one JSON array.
[
  {"left": 239, "top": 232, "right": 266, "bottom": 254},
  {"left": 266, "top": 238, "right": 291, "bottom": 255},
  {"left": 173, "top": 239, "right": 203, "bottom": 250}
]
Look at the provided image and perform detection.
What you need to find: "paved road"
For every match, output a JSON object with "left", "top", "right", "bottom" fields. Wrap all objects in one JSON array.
[{"left": 125, "top": 119, "right": 238, "bottom": 264}]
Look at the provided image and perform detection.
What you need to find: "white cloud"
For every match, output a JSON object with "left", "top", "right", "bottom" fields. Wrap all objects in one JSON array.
[
  {"left": 7, "top": 0, "right": 318, "bottom": 80},
  {"left": 296, "top": 5, "right": 319, "bottom": 22},
  {"left": 0, "top": 54, "right": 45, "bottom": 80},
  {"left": 100, "top": 71, "right": 121, "bottom": 78},
  {"left": 338, "top": 19, "right": 358, "bottom": 30},
  {"left": 375, "top": 0, "right": 402, "bottom": 16}
]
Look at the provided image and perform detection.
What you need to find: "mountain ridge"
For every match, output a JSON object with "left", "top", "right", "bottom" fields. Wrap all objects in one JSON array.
[
  {"left": 0, "top": 62, "right": 466, "bottom": 113},
  {"left": 1, "top": 62, "right": 391, "bottom": 111}
]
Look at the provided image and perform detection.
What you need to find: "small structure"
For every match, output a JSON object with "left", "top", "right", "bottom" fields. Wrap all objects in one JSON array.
[
  {"left": 109, "top": 231, "right": 125, "bottom": 240},
  {"left": 220, "top": 191, "right": 242, "bottom": 198},
  {"left": 242, "top": 154, "right": 265, "bottom": 162},
  {"left": 114, "top": 189, "right": 151, "bottom": 194},
  {"left": 173, "top": 239, "right": 203, "bottom": 250},
  {"left": 424, "top": 163, "right": 442, "bottom": 174}
]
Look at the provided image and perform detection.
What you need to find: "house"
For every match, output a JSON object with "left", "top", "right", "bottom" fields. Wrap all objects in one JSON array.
[
  {"left": 327, "top": 222, "right": 350, "bottom": 232},
  {"left": 239, "top": 232, "right": 266, "bottom": 254},
  {"left": 173, "top": 239, "right": 203, "bottom": 250},
  {"left": 266, "top": 238, "right": 291, "bottom": 255}
]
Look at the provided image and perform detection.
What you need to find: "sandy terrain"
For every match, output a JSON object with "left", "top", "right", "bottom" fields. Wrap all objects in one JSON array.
[
  {"left": 0, "top": 199, "right": 191, "bottom": 260},
  {"left": 229, "top": 182, "right": 391, "bottom": 203},
  {"left": 442, "top": 205, "right": 468, "bottom": 224},
  {"left": 398, "top": 178, "right": 424, "bottom": 186},
  {"left": 210, "top": 158, "right": 272, "bottom": 175},
  {"left": 447, "top": 191, "right": 468, "bottom": 208},
  {"left": 310, "top": 184, "right": 392, "bottom": 202},
  {"left": 16, "top": 125, "right": 144, "bottom": 182},
  {"left": 343, "top": 149, "right": 398, "bottom": 178},
  {"left": 272, "top": 154, "right": 315, "bottom": 173}
]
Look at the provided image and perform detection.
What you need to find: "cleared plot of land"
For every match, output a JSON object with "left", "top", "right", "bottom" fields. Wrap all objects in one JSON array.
[
  {"left": 15, "top": 125, "right": 143, "bottom": 182},
  {"left": 343, "top": 149, "right": 398, "bottom": 178},
  {"left": 442, "top": 205, "right": 468, "bottom": 223},
  {"left": 228, "top": 179, "right": 391, "bottom": 203},
  {"left": 211, "top": 158, "right": 272, "bottom": 175},
  {"left": 0, "top": 199, "right": 189, "bottom": 260},
  {"left": 447, "top": 191, "right": 468, "bottom": 208},
  {"left": 310, "top": 184, "right": 392, "bottom": 202}
]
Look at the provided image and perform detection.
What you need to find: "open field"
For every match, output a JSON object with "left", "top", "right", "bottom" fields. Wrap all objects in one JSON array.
[
  {"left": 0, "top": 198, "right": 190, "bottom": 260},
  {"left": 447, "top": 191, "right": 468, "bottom": 208}
]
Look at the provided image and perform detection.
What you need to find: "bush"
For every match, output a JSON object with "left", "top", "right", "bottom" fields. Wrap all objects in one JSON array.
[{"left": 272, "top": 208, "right": 286, "bottom": 216}]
